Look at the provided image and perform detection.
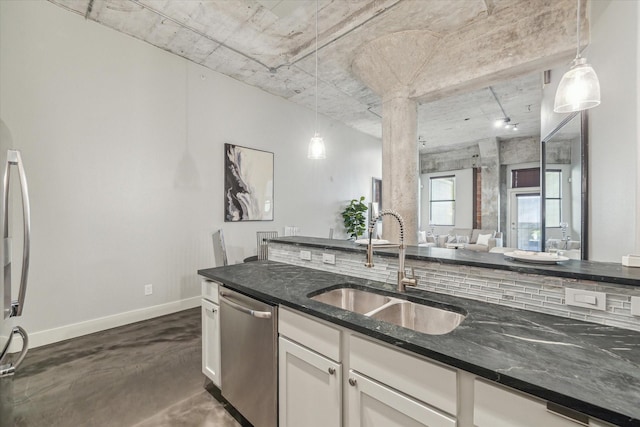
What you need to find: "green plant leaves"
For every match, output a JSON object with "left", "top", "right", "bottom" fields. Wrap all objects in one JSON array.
[{"left": 341, "top": 196, "right": 368, "bottom": 239}]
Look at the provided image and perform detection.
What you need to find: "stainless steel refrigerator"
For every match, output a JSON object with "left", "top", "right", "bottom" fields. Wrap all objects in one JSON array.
[{"left": 0, "top": 118, "right": 31, "bottom": 426}]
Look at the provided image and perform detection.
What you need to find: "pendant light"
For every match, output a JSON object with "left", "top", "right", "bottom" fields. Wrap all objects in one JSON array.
[
  {"left": 307, "top": 0, "right": 326, "bottom": 159},
  {"left": 553, "top": 0, "right": 601, "bottom": 113}
]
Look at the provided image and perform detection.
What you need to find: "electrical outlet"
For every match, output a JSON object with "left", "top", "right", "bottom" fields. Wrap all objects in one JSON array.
[
  {"left": 565, "top": 288, "right": 606, "bottom": 311},
  {"left": 144, "top": 284, "right": 153, "bottom": 296},
  {"left": 322, "top": 253, "right": 336, "bottom": 265},
  {"left": 300, "top": 250, "right": 312, "bottom": 261},
  {"left": 631, "top": 296, "right": 640, "bottom": 316}
]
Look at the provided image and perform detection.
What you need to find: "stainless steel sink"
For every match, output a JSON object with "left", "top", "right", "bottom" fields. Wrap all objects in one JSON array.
[
  {"left": 369, "top": 301, "right": 465, "bottom": 335},
  {"left": 310, "top": 287, "right": 392, "bottom": 314},
  {"left": 309, "top": 286, "right": 465, "bottom": 335}
]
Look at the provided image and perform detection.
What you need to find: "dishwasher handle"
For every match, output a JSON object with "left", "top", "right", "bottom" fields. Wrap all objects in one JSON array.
[{"left": 220, "top": 292, "right": 272, "bottom": 319}]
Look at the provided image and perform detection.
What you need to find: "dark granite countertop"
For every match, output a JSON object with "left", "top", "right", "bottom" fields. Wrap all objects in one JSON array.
[
  {"left": 271, "top": 236, "right": 640, "bottom": 287},
  {"left": 199, "top": 261, "right": 640, "bottom": 426}
]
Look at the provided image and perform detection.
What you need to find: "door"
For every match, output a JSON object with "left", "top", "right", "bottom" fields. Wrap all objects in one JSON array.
[
  {"left": 509, "top": 190, "right": 541, "bottom": 250},
  {"left": 279, "top": 337, "right": 341, "bottom": 427},
  {"left": 201, "top": 298, "right": 220, "bottom": 387},
  {"left": 347, "top": 370, "right": 456, "bottom": 427}
]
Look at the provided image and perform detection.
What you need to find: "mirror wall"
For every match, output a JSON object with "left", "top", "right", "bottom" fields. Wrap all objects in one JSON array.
[
  {"left": 417, "top": 67, "right": 587, "bottom": 260},
  {"left": 541, "top": 111, "right": 587, "bottom": 259}
]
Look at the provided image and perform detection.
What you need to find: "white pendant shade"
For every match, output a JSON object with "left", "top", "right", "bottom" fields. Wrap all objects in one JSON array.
[
  {"left": 554, "top": 57, "right": 601, "bottom": 113},
  {"left": 308, "top": 132, "right": 326, "bottom": 159}
]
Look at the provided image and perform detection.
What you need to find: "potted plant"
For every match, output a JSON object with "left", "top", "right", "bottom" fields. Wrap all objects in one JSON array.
[{"left": 341, "top": 196, "right": 368, "bottom": 240}]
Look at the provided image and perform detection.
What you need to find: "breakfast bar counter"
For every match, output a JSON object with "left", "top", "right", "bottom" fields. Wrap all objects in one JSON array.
[{"left": 199, "top": 260, "right": 640, "bottom": 426}]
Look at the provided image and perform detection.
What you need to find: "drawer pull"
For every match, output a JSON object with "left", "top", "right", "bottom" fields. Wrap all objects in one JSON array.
[
  {"left": 348, "top": 378, "right": 357, "bottom": 386},
  {"left": 328, "top": 367, "right": 335, "bottom": 375}
]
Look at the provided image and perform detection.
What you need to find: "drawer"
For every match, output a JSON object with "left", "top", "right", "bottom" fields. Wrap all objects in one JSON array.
[
  {"left": 474, "top": 379, "right": 587, "bottom": 427},
  {"left": 350, "top": 334, "right": 457, "bottom": 417},
  {"left": 201, "top": 279, "right": 220, "bottom": 304},
  {"left": 278, "top": 307, "right": 341, "bottom": 362},
  {"left": 348, "top": 370, "right": 456, "bottom": 427}
]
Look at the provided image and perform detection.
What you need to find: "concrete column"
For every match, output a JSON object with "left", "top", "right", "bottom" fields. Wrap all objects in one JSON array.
[
  {"left": 381, "top": 93, "right": 418, "bottom": 245},
  {"left": 478, "top": 138, "right": 500, "bottom": 231},
  {"left": 351, "top": 31, "right": 436, "bottom": 246}
]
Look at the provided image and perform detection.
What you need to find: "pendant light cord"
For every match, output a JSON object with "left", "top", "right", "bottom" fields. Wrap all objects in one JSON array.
[
  {"left": 575, "top": 0, "right": 581, "bottom": 59},
  {"left": 315, "top": 0, "right": 319, "bottom": 131}
]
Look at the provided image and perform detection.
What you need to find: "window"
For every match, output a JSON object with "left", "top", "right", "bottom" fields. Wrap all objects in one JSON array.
[
  {"left": 545, "top": 170, "right": 562, "bottom": 227},
  {"left": 430, "top": 176, "right": 455, "bottom": 225},
  {"left": 511, "top": 167, "right": 540, "bottom": 188}
]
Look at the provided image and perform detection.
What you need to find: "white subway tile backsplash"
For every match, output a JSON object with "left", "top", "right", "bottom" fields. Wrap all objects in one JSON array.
[{"left": 269, "top": 242, "right": 640, "bottom": 332}]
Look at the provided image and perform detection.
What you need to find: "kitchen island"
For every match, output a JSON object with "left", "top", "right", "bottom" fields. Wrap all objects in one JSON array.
[{"left": 199, "top": 258, "right": 640, "bottom": 426}]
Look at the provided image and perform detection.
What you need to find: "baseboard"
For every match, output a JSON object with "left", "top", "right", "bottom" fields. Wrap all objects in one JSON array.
[{"left": 10, "top": 296, "right": 201, "bottom": 352}]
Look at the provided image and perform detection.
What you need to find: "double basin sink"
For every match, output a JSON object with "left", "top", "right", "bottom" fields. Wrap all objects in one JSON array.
[{"left": 309, "top": 286, "right": 466, "bottom": 335}]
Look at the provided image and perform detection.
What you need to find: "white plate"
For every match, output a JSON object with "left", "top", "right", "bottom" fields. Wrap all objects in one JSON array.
[
  {"left": 504, "top": 251, "right": 569, "bottom": 264},
  {"left": 355, "top": 239, "right": 391, "bottom": 246}
]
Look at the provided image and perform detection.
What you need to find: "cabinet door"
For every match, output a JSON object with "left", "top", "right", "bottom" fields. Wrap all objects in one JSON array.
[
  {"left": 201, "top": 298, "right": 220, "bottom": 387},
  {"left": 347, "top": 371, "right": 456, "bottom": 427},
  {"left": 279, "top": 337, "right": 342, "bottom": 427}
]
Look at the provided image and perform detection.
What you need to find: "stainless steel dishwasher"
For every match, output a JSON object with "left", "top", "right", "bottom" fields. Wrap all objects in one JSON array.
[{"left": 219, "top": 286, "right": 277, "bottom": 427}]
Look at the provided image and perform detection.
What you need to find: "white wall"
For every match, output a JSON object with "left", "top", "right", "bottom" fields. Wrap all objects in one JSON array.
[
  {"left": 420, "top": 169, "right": 473, "bottom": 232},
  {"left": 587, "top": 0, "right": 639, "bottom": 261},
  {"left": 0, "top": 1, "right": 381, "bottom": 346}
]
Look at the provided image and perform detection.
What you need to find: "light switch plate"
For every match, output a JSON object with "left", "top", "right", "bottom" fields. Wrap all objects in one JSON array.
[
  {"left": 631, "top": 296, "right": 640, "bottom": 316},
  {"left": 565, "top": 288, "right": 606, "bottom": 311},
  {"left": 322, "top": 253, "right": 336, "bottom": 265},
  {"left": 300, "top": 250, "right": 311, "bottom": 261}
]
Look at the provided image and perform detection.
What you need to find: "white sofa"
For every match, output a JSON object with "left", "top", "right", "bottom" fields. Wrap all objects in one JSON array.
[{"left": 419, "top": 228, "right": 503, "bottom": 252}]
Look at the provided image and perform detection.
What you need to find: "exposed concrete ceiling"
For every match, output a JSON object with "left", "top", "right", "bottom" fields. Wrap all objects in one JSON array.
[
  {"left": 49, "top": 0, "right": 558, "bottom": 151},
  {"left": 418, "top": 71, "right": 542, "bottom": 153}
]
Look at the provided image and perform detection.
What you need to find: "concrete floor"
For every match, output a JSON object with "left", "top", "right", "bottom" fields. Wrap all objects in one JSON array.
[{"left": 12, "top": 308, "right": 240, "bottom": 427}]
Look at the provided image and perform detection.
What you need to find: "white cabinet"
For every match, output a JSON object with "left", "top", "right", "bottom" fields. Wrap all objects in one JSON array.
[
  {"left": 347, "top": 370, "right": 456, "bottom": 427},
  {"left": 474, "top": 379, "right": 585, "bottom": 427},
  {"left": 348, "top": 335, "right": 458, "bottom": 427},
  {"left": 276, "top": 307, "right": 616, "bottom": 427},
  {"left": 278, "top": 308, "right": 457, "bottom": 427},
  {"left": 474, "top": 379, "right": 618, "bottom": 427},
  {"left": 201, "top": 280, "right": 221, "bottom": 387},
  {"left": 349, "top": 335, "right": 458, "bottom": 418},
  {"left": 278, "top": 308, "right": 342, "bottom": 427},
  {"left": 279, "top": 337, "right": 342, "bottom": 427},
  {"left": 279, "top": 306, "right": 341, "bottom": 362}
]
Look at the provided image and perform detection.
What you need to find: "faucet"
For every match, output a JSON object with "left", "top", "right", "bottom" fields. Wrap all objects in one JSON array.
[{"left": 365, "top": 209, "right": 417, "bottom": 292}]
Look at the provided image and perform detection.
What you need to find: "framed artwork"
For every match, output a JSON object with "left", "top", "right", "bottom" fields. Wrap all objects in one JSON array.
[{"left": 224, "top": 143, "right": 274, "bottom": 221}]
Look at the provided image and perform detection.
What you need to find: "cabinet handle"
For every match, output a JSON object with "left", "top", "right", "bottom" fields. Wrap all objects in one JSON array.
[
  {"left": 348, "top": 378, "right": 357, "bottom": 386},
  {"left": 220, "top": 292, "right": 272, "bottom": 319},
  {"left": 328, "top": 367, "right": 335, "bottom": 375},
  {"left": 211, "top": 308, "right": 217, "bottom": 313}
]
